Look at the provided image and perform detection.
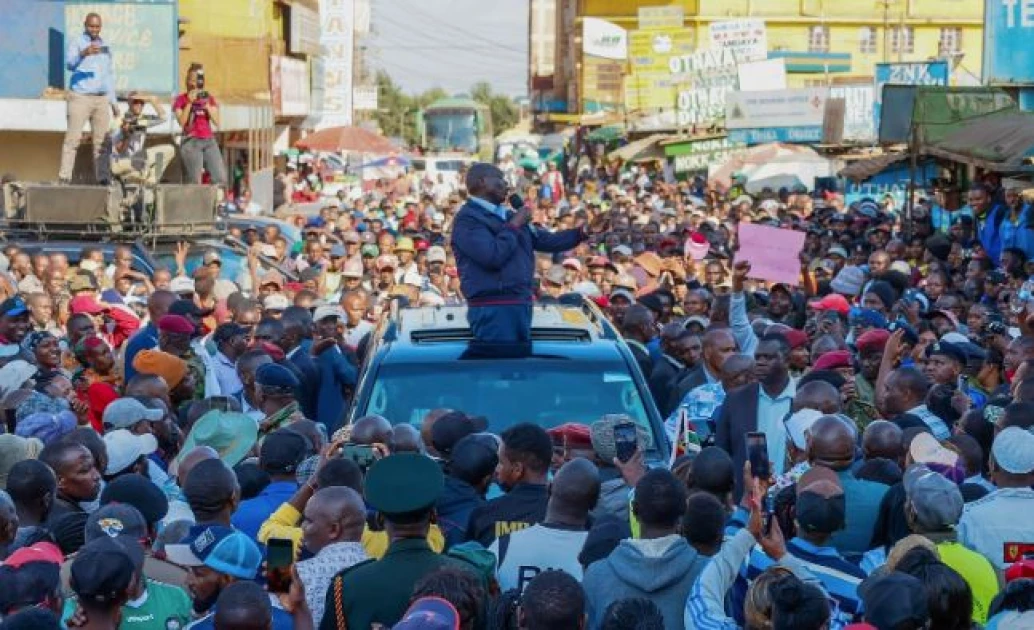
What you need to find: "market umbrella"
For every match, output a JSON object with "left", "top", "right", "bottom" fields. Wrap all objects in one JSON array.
[
  {"left": 357, "top": 155, "right": 412, "bottom": 169},
  {"left": 295, "top": 126, "right": 395, "bottom": 153}
]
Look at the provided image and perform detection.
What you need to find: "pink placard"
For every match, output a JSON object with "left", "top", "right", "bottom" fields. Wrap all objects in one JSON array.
[{"left": 735, "top": 223, "right": 806, "bottom": 286}]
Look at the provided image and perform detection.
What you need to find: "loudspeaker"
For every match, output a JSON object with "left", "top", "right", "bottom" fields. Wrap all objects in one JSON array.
[
  {"left": 152, "top": 184, "right": 218, "bottom": 232},
  {"left": 17, "top": 183, "right": 117, "bottom": 224}
]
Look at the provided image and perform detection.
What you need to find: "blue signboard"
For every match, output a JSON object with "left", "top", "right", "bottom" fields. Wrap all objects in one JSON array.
[
  {"left": 873, "top": 61, "right": 949, "bottom": 133},
  {"left": 65, "top": 1, "right": 179, "bottom": 96},
  {"left": 844, "top": 161, "right": 939, "bottom": 210},
  {"left": 984, "top": 0, "right": 1034, "bottom": 85},
  {"left": 727, "top": 126, "right": 823, "bottom": 145}
]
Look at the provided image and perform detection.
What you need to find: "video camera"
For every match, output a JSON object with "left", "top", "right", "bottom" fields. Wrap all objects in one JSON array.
[
  {"left": 196, "top": 68, "right": 209, "bottom": 100},
  {"left": 122, "top": 114, "right": 147, "bottom": 133}
]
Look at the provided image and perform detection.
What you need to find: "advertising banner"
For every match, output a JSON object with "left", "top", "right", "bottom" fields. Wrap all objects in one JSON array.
[
  {"left": 873, "top": 61, "right": 948, "bottom": 132},
  {"left": 709, "top": 19, "right": 767, "bottom": 63},
  {"left": 829, "top": 84, "right": 876, "bottom": 142},
  {"left": 983, "top": 0, "right": 1034, "bottom": 84},
  {"left": 65, "top": 1, "right": 178, "bottom": 95},
  {"left": 725, "top": 88, "right": 828, "bottom": 130},
  {"left": 625, "top": 29, "right": 696, "bottom": 111},
  {"left": 583, "top": 18, "right": 627, "bottom": 60},
  {"left": 315, "top": 0, "right": 354, "bottom": 129},
  {"left": 638, "top": 5, "right": 684, "bottom": 30},
  {"left": 665, "top": 137, "right": 745, "bottom": 174},
  {"left": 672, "top": 48, "right": 740, "bottom": 126},
  {"left": 271, "top": 56, "right": 310, "bottom": 117}
]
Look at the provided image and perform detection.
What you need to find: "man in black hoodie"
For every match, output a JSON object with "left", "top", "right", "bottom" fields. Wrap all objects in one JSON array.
[{"left": 436, "top": 434, "right": 498, "bottom": 548}]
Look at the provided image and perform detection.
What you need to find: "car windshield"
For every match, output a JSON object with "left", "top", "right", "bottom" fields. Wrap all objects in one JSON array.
[
  {"left": 362, "top": 358, "right": 658, "bottom": 452},
  {"left": 152, "top": 247, "right": 245, "bottom": 284}
]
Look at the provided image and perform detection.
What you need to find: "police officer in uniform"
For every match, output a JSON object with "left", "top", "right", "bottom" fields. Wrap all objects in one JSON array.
[{"left": 319, "top": 453, "right": 467, "bottom": 630}]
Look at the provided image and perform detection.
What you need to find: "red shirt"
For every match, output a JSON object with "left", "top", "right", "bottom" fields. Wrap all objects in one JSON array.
[{"left": 174, "top": 93, "right": 218, "bottom": 139}]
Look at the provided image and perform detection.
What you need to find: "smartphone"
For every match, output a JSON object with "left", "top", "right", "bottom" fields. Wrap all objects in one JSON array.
[
  {"left": 745, "top": 432, "right": 770, "bottom": 480},
  {"left": 762, "top": 493, "right": 775, "bottom": 535},
  {"left": 265, "top": 538, "right": 294, "bottom": 593},
  {"left": 613, "top": 422, "right": 638, "bottom": 463},
  {"left": 957, "top": 375, "right": 969, "bottom": 395},
  {"left": 340, "top": 443, "right": 378, "bottom": 469}
]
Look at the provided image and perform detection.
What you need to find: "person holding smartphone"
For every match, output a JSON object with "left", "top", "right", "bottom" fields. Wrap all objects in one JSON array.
[
  {"left": 173, "top": 64, "right": 227, "bottom": 188},
  {"left": 60, "top": 12, "right": 119, "bottom": 184}
]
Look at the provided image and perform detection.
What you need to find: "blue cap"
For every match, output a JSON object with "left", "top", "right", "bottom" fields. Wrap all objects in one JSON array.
[
  {"left": 329, "top": 243, "right": 347, "bottom": 258},
  {"left": 165, "top": 525, "right": 261, "bottom": 579},
  {"left": 0, "top": 296, "right": 27, "bottom": 318},
  {"left": 306, "top": 216, "right": 326, "bottom": 228},
  {"left": 254, "top": 362, "right": 300, "bottom": 391},
  {"left": 849, "top": 307, "right": 888, "bottom": 330}
]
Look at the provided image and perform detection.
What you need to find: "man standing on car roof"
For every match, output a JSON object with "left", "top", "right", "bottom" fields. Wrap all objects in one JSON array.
[{"left": 450, "top": 163, "right": 602, "bottom": 354}]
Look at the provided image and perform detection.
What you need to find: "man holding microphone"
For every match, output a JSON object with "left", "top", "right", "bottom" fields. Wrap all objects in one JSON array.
[
  {"left": 60, "top": 12, "right": 119, "bottom": 184},
  {"left": 450, "top": 163, "right": 605, "bottom": 354}
]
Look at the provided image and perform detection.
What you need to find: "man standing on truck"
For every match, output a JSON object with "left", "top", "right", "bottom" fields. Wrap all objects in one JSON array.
[{"left": 450, "top": 163, "right": 599, "bottom": 353}]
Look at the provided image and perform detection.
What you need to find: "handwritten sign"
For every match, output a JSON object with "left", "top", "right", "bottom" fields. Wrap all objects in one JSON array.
[
  {"left": 736, "top": 223, "right": 805, "bottom": 286},
  {"left": 65, "top": 2, "right": 177, "bottom": 95}
]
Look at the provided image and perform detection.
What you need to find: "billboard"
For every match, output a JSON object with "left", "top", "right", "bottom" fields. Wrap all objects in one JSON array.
[
  {"left": 709, "top": 19, "right": 767, "bottom": 63},
  {"left": 984, "top": 0, "right": 1034, "bottom": 84},
  {"left": 625, "top": 28, "right": 696, "bottom": 111},
  {"left": 829, "top": 84, "right": 876, "bottom": 142},
  {"left": 873, "top": 61, "right": 948, "bottom": 132},
  {"left": 725, "top": 88, "right": 828, "bottom": 130},
  {"left": 672, "top": 48, "right": 740, "bottom": 126},
  {"left": 638, "top": 5, "right": 684, "bottom": 30},
  {"left": 65, "top": 1, "right": 178, "bottom": 95},
  {"left": 315, "top": 0, "right": 354, "bottom": 129},
  {"left": 270, "top": 56, "right": 310, "bottom": 117},
  {"left": 583, "top": 18, "right": 627, "bottom": 60}
]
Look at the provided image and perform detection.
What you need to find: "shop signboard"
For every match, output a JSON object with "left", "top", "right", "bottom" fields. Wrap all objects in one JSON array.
[
  {"left": 983, "top": 0, "right": 1034, "bottom": 84},
  {"left": 583, "top": 18, "right": 627, "bottom": 60},
  {"left": 727, "top": 126, "right": 823, "bottom": 145},
  {"left": 709, "top": 18, "right": 767, "bottom": 63},
  {"left": 725, "top": 88, "right": 828, "bottom": 130},
  {"left": 873, "top": 61, "right": 948, "bottom": 132}
]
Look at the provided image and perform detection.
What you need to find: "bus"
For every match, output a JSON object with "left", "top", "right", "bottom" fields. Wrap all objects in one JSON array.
[{"left": 417, "top": 96, "right": 494, "bottom": 161}]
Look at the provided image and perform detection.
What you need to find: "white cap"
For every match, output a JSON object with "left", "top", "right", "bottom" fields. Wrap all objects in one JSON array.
[
  {"left": 342, "top": 260, "right": 364, "bottom": 279},
  {"left": 313, "top": 305, "right": 345, "bottom": 322},
  {"left": 784, "top": 409, "right": 823, "bottom": 450},
  {"left": 426, "top": 246, "right": 447, "bottom": 264},
  {"left": 169, "top": 276, "right": 195, "bottom": 295},
  {"left": 263, "top": 294, "right": 290, "bottom": 311},
  {"left": 102, "top": 429, "right": 158, "bottom": 476}
]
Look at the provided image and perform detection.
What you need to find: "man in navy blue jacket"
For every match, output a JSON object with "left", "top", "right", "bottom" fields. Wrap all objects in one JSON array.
[{"left": 451, "top": 163, "right": 590, "bottom": 349}]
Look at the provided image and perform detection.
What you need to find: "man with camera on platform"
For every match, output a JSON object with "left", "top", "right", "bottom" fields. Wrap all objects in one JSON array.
[
  {"left": 173, "top": 63, "right": 227, "bottom": 189},
  {"left": 110, "top": 92, "right": 174, "bottom": 188}
]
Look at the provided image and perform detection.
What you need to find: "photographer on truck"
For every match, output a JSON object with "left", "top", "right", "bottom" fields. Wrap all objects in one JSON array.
[
  {"left": 173, "top": 63, "right": 226, "bottom": 188},
  {"left": 110, "top": 92, "right": 173, "bottom": 187}
]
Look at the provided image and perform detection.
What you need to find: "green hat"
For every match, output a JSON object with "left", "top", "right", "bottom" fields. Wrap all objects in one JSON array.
[
  {"left": 364, "top": 453, "right": 443, "bottom": 517},
  {"left": 361, "top": 244, "right": 380, "bottom": 258},
  {"left": 176, "top": 411, "right": 258, "bottom": 468}
]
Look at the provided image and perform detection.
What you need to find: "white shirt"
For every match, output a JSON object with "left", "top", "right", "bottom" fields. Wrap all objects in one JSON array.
[
  {"left": 490, "top": 524, "right": 588, "bottom": 594},
  {"left": 757, "top": 379, "right": 796, "bottom": 476}
]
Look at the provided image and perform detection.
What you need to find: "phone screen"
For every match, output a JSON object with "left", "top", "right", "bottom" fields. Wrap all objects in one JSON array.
[
  {"left": 265, "top": 538, "right": 294, "bottom": 593},
  {"left": 613, "top": 422, "right": 638, "bottom": 463},
  {"left": 340, "top": 443, "right": 377, "bottom": 469},
  {"left": 745, "top": 432, "right": 770, "bottom": 480}
]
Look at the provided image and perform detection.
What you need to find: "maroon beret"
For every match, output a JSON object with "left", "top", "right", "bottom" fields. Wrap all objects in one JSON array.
[
  {"left": 157, "top": 314, "right": 196, "bottom": 336},
  {"left": 812, "top": 350, "right": 853, "bottom": 371}
]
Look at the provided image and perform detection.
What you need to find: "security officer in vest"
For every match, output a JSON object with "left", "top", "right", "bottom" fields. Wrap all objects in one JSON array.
[{"left": 319, "top": 453, "right": 469, "bottom": 629}]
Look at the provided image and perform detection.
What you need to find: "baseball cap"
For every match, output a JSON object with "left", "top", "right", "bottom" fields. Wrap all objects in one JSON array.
[
  {"left": 342, "top": 231, "right": 361, "bottom": 244},
  {"left": 100, "top": 474, "right": 169, "bottom": 527},
  {"left": 329, "top": 243, "right": 347, "bottom": 258},
  {"left": 858, "top": 572, "right": 929, "bottom": 630},
  {"left": 827, "top": 245, "right": 849, "bottom": 259},
  {"left": 68, "top": 271, "right": 98, "bottom": 293},
  {"left": 313, "top": 305, "right": 346, "bottom": 323},
  {"left": 68, "top": 295, "right": 106, "bottom": 316},
  {"left": 168, "top": 276, "right": 195, "bottom": 295},
  {"left": 992, "top": 426, "right": 1034, "bottom": 475},
  {"left": 394, "top": 597, "right": 461, "bottom": 630},
  {"left": 808, "top": 293, "right": 851, "bottom": 315},
  {"left": 2, "top": 541, "right": 63, "bottom": 568},
  {"left": 431, "top": 411, "right": 489, "bottom": 457},
  {"left": 784, "top": 409, "right": 823, "bottom": 450},
  {"left": 925, "top": 341, "right": 966, "bottom": 365},
  {"left": 263, "top": 294, "right": 290, "bottom": 311},
  {"left": 202, "top": 250, "right": 222, "bottom": 265},
  {"left": 908, "top": 433, "right": 959, "bottom": 468},
  {"left": 395, "top": 237, "right": 415, "bottom": 253},
  {"left": 611, "top": 245, "right": 633, "bottom": 257},
  {"left": 102, "top": 398, "right": 164, "bottom": 431},
  {"left": 259, "top": 270, "right": 285, "bottom": 289},
  {"left": 69, "top": 536, "right": 137, "bottom": 605},
  {"left": 85, "top": 504, "right": 148, "bottom": 549},
  {"left": 102, "top": 429, "right": 158, "bottom": 476},
  {"left": 795, "top": 466, "right": 846, "bottom": 534},
  {"left": 0, "top": 296, "right": 28, "bottom": 318},
  {"left": 166, "top": 525, "right": 262, "bottom": 579},
  {"left": 426, "top": 246, "right": 447, "bottom": 264},
  {"left": 902, "top": 464, "right": 964, "bottom": 529},
  {"left": 342, "top": 260, "right": 364, "bottom": 278}
]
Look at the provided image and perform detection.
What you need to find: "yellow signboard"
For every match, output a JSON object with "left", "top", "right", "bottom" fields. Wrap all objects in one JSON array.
[
  {"left": 638, "top": 5, "right": 685, "bottom": 30},
  {"left": 625, "top": 28, "right": 695, "bottom": 111},
  {"left": 583, "top": 56, "right": 624, "bottom": 107}
]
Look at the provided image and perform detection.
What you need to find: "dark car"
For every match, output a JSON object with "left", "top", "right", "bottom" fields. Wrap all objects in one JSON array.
[{"left": 348, "top": 302, "right": 671, "bottom": 463}]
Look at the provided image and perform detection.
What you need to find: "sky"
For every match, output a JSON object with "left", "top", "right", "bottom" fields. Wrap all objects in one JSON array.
[{"left": 367, "top": 0, "right": 530, "bottom": 98}]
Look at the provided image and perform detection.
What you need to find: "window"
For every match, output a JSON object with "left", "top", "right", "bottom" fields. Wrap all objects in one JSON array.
[
  {"left": 891, "top": 26, "right": 914, "bottom": 54},
  {"left": 939, "top": 27, "right": 962, "bottom": 55},
  {"left": 859, "top": 26, "right": 878, "bottom": 54},
  {"left": 808, "top": 26, "right": 830, "bottom": 53}
]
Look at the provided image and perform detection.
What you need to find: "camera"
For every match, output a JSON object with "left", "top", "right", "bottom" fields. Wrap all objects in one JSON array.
[
  {"left": 983, "top": 319, "right": 1008, "bottom": 338},
  {"left": 196, "top": 69, "right": 208, "bottom": 100},
  {"left": 122, "top": 114, "right": 146, "bottom": 133}
]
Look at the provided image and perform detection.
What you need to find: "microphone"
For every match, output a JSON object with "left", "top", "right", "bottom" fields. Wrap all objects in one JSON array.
[{"left": 508, "top": 194, "right": 524, "bottom": 210}]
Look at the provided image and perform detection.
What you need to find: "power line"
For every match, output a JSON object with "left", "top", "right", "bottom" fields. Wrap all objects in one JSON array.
[{"left": 376, "top": 0, "right": 528, "bottom": 55}]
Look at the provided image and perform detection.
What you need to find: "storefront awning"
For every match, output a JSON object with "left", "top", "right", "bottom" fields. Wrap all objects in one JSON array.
[
  {"left": 839, "top": 152, "right": 910, "bottom": 181},
  {"left": 921, "top": 110, "right": 1034, "bottom": 172}
]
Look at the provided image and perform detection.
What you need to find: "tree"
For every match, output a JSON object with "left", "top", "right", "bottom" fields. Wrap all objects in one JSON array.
[
  {"left": 470, "top": 81, "right": 518, "bottom": 134},
  {"left": 372, "top": 71, "right": 410, "bottom": 141}
]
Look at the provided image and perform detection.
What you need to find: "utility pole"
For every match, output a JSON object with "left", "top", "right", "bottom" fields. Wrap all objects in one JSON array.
[{"left": 878, "top": 0, "right": 891, "bottom": 63}]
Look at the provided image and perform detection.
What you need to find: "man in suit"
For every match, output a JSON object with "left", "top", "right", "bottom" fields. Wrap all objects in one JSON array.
[
  {"left": 279, "top": 307, "right": 320, "bottom": 422},
  {"left": 668, "top": 328, "right": 738, "bottom": 412},
  {"left": 715, "top": 332, "right": 796, "bottom": 500},
  {"left": 620, "top": 304, "right": 656, "bottom": 379},
  {"left": 450, "top": 163, "right": 595, "bottom": 352},
  {"left": 648, "top": 325, "right": 700, "bottom": 417}
]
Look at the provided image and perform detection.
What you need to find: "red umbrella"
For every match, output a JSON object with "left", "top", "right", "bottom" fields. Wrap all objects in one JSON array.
[{"left": 295, "top": 126, "right": 395, "bottom": 153}]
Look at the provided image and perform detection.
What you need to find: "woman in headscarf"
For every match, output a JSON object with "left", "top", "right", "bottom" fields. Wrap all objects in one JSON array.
[{"left": 21, "top": 331, "right": 65, "bottom": 375}]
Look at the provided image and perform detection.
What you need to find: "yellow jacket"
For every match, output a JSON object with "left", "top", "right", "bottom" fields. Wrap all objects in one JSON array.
[{"left": 257, "top": 503, "right": 445, "bottom": 559}]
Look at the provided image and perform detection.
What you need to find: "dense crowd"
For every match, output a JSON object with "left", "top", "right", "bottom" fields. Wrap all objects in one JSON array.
[{"left": 0, "top": 155, "right": 1031, "bottom": 630}]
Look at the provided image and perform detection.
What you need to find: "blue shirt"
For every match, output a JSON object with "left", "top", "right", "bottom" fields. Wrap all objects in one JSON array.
[
  {"left": 757, "top": 380, "right": 795, "bottom": 476},
  {"left": 231, "top": 481, "right": 298, "bottom": 543},
  {"left": 468, "top": 195, "right": 508, "bottom": 221},
  {"left": 66, "top": 32, "right": 117, "bottom": 102},
  {"left": 122, "top": 323, "right": 159, "bottom": 383},
  {"left": 187, "top": 603, "right": 294, "bottom": 630},
  {"left": 829, "top": 469, "right": 889, "bottom": 556}
]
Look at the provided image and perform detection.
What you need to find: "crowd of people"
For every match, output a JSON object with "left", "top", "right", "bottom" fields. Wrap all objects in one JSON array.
[{"left": 0, "top": 150, "right": 1031, "bottom": 630}]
